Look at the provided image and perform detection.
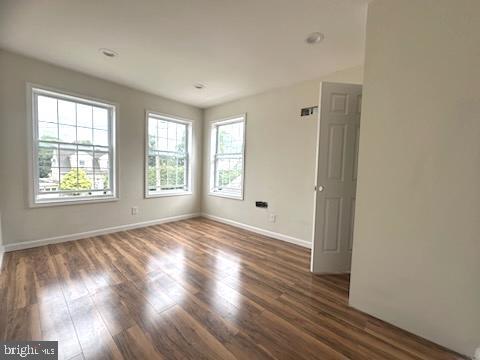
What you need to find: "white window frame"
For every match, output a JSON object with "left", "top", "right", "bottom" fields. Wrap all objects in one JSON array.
[
  {"left": 145, "top": 111, "right": 193, "bottom": 198},
  {"left": 28, "top": 83, "right": 118, "bottom": 207},
  {"left": 209, "top": 114, "right": 246, "bottom": 200}
]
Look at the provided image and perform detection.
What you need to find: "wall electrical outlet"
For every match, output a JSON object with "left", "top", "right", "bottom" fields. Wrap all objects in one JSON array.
[
  {"left": 131, "top": 206, "right": 139, "bottom": 215},
  {"left": 256, "top": 201, "right": 268, "bottom": 208},
  {"left": 268, "top": 214, "right": 276, "bottom": 223}
]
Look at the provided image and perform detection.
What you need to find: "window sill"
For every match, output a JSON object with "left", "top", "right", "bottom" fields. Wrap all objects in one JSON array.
[
  {"left": 31, "top": 196, "right": 119, "bottom": 208},
  {"left": 208, "top": 191, "right": 244, "bottom": 200},
  {"left": 146, "top": 191, "right": 193, "bottom": 199}
]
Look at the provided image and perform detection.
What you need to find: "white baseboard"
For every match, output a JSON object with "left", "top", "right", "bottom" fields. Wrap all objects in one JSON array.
[
  {"left": 201, "top": 213, "right": 311, "bottom": 249},
  {"left": 3, "top": 212, "right": 311, "bottom": 252},
  {"left": 4, "top": 213, "right": 201, "bottom": 252}
]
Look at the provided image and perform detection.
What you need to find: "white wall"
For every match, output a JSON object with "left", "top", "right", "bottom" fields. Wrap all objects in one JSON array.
[
  {"left": 0, "top": 50, "right": 203, "bottom": 246},
  {"left": 202, "top": 66, "right": 363, "bottom": 244},
  {"left": 350, "top": 0, "right": 480, "bottom": 356}
]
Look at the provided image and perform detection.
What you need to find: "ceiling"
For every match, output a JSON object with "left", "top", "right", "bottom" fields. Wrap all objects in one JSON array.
[{"left": 0, "top": 0, "right": 368, "bottom": 108}]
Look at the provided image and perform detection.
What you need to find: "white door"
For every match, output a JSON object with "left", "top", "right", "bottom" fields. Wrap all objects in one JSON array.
[{"left": 311, "top": 82, "right": 362, "bottom": 273}]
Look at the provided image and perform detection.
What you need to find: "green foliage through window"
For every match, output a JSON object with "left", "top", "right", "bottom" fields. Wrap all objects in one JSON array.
[
  {"left": 38, "top": 147, "right": 54, "bottom": 178},
  {"left": 60, "top": 169, "right": 92, "bottom": 190},
  {"left": 218, "top": 169, "right": 241, "bottom": 188},
  {"left": 148, "top": 156, "right": 186, "bottom": 190}
]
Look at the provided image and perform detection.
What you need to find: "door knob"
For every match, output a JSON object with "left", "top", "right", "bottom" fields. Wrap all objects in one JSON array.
[{"left": 317, "top": 185, "right": 324, "bottom": 192}]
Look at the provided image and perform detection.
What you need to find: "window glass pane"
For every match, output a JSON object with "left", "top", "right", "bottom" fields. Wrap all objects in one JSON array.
[
  {"left": 38, "top": 122, "right": 58, "bottom": 141},
  {"left": 92, "top": 107, "right": 108, "bottom": 130},
  {"left": 218, "top": 122, "right": 243, "bottom": 154},
  {"left": 59, "top": 168, "right": 93, "bottom": 191},
  {"left": 215, "top": 157, "right": 242, "bottom": 190},
  {"left": 59, "top": 124, "right": 76, "bottom": 143},
  {"left": 148, "top": 117, "right": 157, "bottom": 136},
  {"left": 162, "top": 156, "right": 183, "bottom": 189},
  {"left": 148, "top": 135, "right": 157, "bottom": 152},
  {"left": 176, "top": 125, "right": 186, "bottom": 153},
  {"left": 93, "top": 129, "right": 109, "bottom": 146},
  {"left": 148, "top": 120, "right": 158, "bottom": 151},
  {"left": 157, "top": 122, "right": 168, "bottom": 151},
  {"left": 38, "top": 142, "right": 58, "bottom": 174},
  {"left": 59, "top": 168, "right": 77, "bottom": 190},
  {"left": 148, "top": 155, "right": 186, "bottom": 191},
  {"left": 166, "top": 157, "right": 176, "bottom": 187},
  {"left": 77, "top": 146, "right": 94, "bottom": 168},
  {"left": 161, "top": 157, "right": 170, "bottom": 187},
  {"left": 94, "top": 169, "right": 110, "bottom": 190},
  {"left": 77, "top": 104, "right": 92, "bottom": 128},
  {"left": 82, "top": 168, "right": 94, "bottom": 190},
  {"left": 177, "top": 157, "right": 186, "bottom": 187},
  {"left": 38, "top": 96, "right": 57, "bottom": 123},
  {"left": 38, "top": 168, "right": 59, "bottom": 193},
  {"left": 167, "top": 122, "right": 177, "bottom": 152},
  {"left": 58, "top": 100, "right": 76, "bottom": 125},
  {"left": 58, "top": 144, "right": 77, "bottom": 168},
  {"left": 158, "top": 121, "right": 168, "bottom": 148},
  {"left": 166, "top": 121, "right": 185, "bottom": 152},
  {"left": 147, "top": 155, "right": 158, "bottom": 191},
  {"left": 77, "top": 127, "right": 93, "bottom": 144},
  {"left": 93, "top": 147, "right": 110, "bottom": 170}
]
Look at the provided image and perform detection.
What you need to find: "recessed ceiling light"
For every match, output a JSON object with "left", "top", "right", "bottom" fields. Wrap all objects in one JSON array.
[
  {"left": 305, "top": 32, "right": 325, "bottom": 45},
  {"left": 194, "top": 83, "right": 205, "bottom": 90},
  {"left": 99, "top": 48, "right": 118, "bottom": 58}
]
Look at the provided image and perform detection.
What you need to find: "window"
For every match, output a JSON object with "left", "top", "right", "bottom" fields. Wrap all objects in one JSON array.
[
  {"left": 30, "top": 86, "right": 117, "bottom": 205},
  {"left": 209, "top": 115, "right": 246, "bottom": 199},
  {"left": 146, "top": 112, "right": 192, "bottom": 197}
]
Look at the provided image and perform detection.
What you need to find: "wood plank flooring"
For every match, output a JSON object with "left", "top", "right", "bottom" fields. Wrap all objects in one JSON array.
[{"left": 0, "top": 218, "right": 466, "bottom": 359}]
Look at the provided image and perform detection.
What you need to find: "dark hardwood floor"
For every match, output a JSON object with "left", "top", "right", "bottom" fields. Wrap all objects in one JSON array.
[{"left": 0, "top": 218, "right": 465, "bottom": 359}]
